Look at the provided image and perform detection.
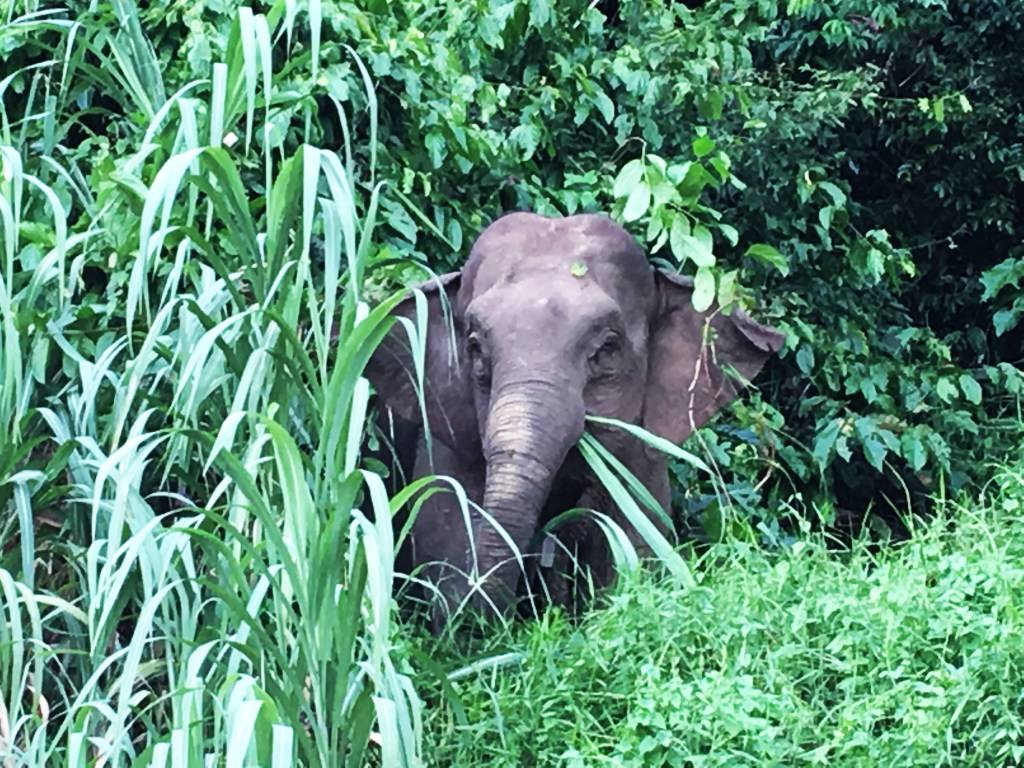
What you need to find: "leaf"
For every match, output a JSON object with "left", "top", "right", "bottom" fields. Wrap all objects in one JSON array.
[
  {"left": 796, "top": 346, "right": 814, "bottom": 374},
  {"left": 818, "top": 206, "right": 833, "bottom": 231},
  {"left": 994, "top": 308, "right": 1021, "bottom": 336},
  {"left": 613, "top": 159, "right": 644, "bottom": 199},
  {"left": 509, "top": 123, "right": 541, "bottom": 159},
  {"left": 424, "top": 130, "right": 446, "bottom": 168},
  {"left": 958, "top": 374, "right": 982, "bottom": 405},
  {"left": 901, "top": 431, "right": 928, "bottom": 472},
  {"left": 693, "top": 224, "right": 713, "bottom": 255},
  {"left": 646, "top": 213, "right": 665, "bottom": 242},
  {"left": 818, "top": 181, "right": 846, "bottom": 207},
  {"left": 622, "top": 181, "right": 651, "bottom": 222},
  {"left": 718, "top": 223, "right": 738, "bottom": 247},
  {"left": 812, "top": 418, "right": 842, "bottom": 468},
  {"left": 717, "top": 269, "right": 738, "bottom": 309},
  {"left": 529, "top": 0, "right": 552, "bottom": 27},
  {"left": 673, "top": 234, "right": 714, "bottom": 268},
  {"left": 578, "top": 434, "right": 694, "bottom": 586},
  {"left": 744, "top": 243, "right": 789, "bottom": 275},
  {"left": 570, "top": 261, "right": 588, "bottom": 277},
  {"left": 936, "top": 377, "right": 958, "bottom": 404},
  {"left": 698, "top": 90, "right": 723, "bottom": 120},
  {"left": 668, "top": 216, "right": 690, "bottom": 260},
  {"left": 861, "top": 435, "right": 888, "bottom": 471},
  {"left": 980, "top": 257, "right": 1024, "bottom": 300},
  {"left": 858, "top": 377, "right": 878, "bottom": 403},
  {"left": 692, "top": 135, "right": 715, "bottom": 158},
  {"left": 836, "top": 434, "right": 853, "bottom": 461},
  {"left": 691, "top": 266, "right": 715, "bottom": 312},
  {"left": 585, "top": 415, "right": 710, "bottom": 473},
  {"left": 592, "top": 89, "right": 614, "bottom": 124}
]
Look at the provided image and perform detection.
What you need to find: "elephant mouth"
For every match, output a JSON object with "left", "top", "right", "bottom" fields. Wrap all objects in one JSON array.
[{"left": 539, "top": 447, "right": 589, "bottom": 526}]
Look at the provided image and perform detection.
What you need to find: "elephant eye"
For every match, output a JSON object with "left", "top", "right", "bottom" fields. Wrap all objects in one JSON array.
[
  {"left": 589, "top": 333, "right": 622, "bottom": 377},
  {"left": 467, "top": 333, "right": 490, "bottom": 383}
]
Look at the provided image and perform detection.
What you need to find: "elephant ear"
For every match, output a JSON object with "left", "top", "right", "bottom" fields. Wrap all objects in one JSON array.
[
  {"left": 643, "top": 269, "right": 785, "bottom": 445},
  {"left": 365, "top": 272, "right": 478, "bottom": 454}
]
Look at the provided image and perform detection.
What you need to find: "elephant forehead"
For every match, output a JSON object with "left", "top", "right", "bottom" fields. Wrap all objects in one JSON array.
[
  {"left": 469, "top": 276, "right": 615, "bottom": 326},
  {"left": 467, "top": 278, "right": 650, "bottom": 360},
  {"left": 464, "top": 213, "right": 653, "bottom": 296}
]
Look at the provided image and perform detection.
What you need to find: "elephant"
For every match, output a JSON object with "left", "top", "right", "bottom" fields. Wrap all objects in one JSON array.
[{"left": 366, "top": 212, "right": 783, "bottom": 630}]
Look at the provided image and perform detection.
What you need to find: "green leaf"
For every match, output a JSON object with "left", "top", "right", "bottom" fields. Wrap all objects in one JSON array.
[
  {"left": 812, "top": 418, "right": 842, "bottom": 468},
  {"left": 994, "top": 309, "right": 1020, "bottom": 336},
  {"left": 861, "top": 435, "right": 888, "bottom": 471},
  {"left": 859, "top": 377, "right": 878, "bottom": 403},
  {"left": 668, "top": 216, "right": 690, "bottom": 259},
  {"left": 698, "top": 90, "right": 723, "bottom": 120},
  {"left": 674, "top": 234, "right": 714, "bottom": 268},
  {"left": 901, "top": 431, "right": 929, "bottom": 472},
  {"left": 692, "top": 135, "right": 715, "bottom": 158},
  {"left": 818, "top": 181, "right": 846, "bottom": 207},
  {"left": 570, "top": 261, "right": 588, "bottom": 277},
  {"left": 718, "top": 223, "right": 738, "bottom": 247},
  {"left": 622, "top": 181, "right": 651, "bottom": 222},
  {"left": 691, "top": 267, "right": 715, "bottom": 312},
  {"left": 717, "top": 269, "right": 738, "bottom": 309},
  {"left": 593, "top": 89, "right": 614, "bottom": 124},
  {"left": 613, "top": 159, "right": 644, "bottom": 199},
  {"left": 980, "top": 257, "right": 1024, "bottom": 300},
  {"left": 693, "top": 224, "right": 713, "bottom": 255},
  {"left": 818, "top": 206, "right": 833, "bottom": 231},
  {"left": 424, "top": 130, "right": 446, "bottom": 168},
  {"left": 529, "top": 0, "right": 552, "bottom": 27},
  {"left": 509, "top": 122, "right": 541, "bottom": 159},
  {"left": 936, "top": 377, "right": 958, "bottom": 404},
  {"left": 585, "top": 415, "right": 710, "bottom": 473},
  {"left": 958, "top": 374, "right": 982, "bottom": 405},
  {"left": 836, "top": 434, "right": 853, "bottom": 462},
  {"left": 744, "top": 243, "right": 789, "bottom": 275},
  {"left": 796, "top": 346, "right": 814, "bottom": 374}
]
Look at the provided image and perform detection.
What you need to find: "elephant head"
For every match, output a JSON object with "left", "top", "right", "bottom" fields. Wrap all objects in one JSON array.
[{"left": 367, "top": 213, "right": 783, "bottom": 618}]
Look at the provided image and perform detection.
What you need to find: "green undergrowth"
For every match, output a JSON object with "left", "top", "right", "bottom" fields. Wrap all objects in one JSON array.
[{"left": 420, "top": 460, "right": 1024, "bottom": 767}]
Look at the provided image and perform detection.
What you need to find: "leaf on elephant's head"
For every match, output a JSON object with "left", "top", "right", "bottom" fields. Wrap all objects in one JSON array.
[{"left": 570, "top": 261, "right": 588, "bottom": 278}]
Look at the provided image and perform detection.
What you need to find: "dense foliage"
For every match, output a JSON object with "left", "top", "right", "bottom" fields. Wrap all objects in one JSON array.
[
  {"left": 223, "top": 0, "right": 1024, "bottom": 531},
  {"left": 1, "top": 0, "right": 1022, "bottom": 764},
  {"left": 423, "top": 460, "right": 1024, "bottom": 766}
]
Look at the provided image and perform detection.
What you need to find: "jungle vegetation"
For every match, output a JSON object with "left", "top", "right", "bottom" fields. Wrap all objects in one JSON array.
[{"left": 1, "top": 0, "right": 1022, "bottom": 764}]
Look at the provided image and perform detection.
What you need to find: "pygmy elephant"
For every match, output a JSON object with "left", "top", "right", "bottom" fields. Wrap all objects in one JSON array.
[{"left": 366, "top": 212, "right": 783, "bottom": 629}]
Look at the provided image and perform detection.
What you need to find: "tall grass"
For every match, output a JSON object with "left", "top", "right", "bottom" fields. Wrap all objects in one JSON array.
[
  {"left": 1, "top": 3, "right": 425, "bottom": 765},
  {"left": 423, "top": 460, "right": 1024, "bottom": 767}
]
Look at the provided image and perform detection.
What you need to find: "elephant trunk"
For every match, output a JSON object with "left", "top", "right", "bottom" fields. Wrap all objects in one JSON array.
[{"left": 471, "top": 377, "right": 585, "bottom": 615}]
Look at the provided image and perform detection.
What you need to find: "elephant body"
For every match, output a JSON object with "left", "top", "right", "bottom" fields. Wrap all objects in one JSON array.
[{"left": 367, "top": 212, "right": 783, "bottom": 629}]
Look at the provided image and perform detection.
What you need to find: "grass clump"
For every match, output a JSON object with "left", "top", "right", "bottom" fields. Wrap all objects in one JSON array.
[{"left": 424, "top": 463, "right": 1024, "bottom": 766}]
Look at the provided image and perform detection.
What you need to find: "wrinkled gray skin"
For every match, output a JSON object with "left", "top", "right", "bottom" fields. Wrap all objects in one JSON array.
[{"left": 367, "top": 212, "right": 783, "bottom": 631}]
